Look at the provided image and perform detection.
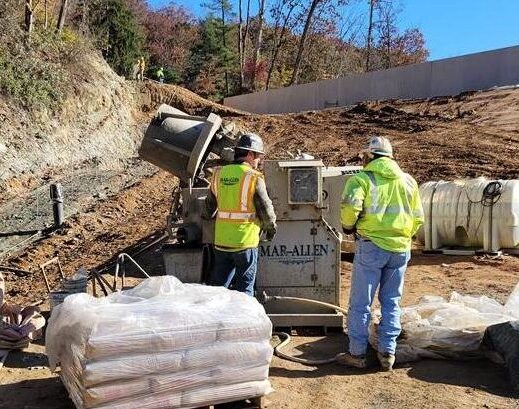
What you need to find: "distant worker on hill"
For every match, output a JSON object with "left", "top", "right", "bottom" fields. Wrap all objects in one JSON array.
[
  {"left": 156, "top": 66, "right": 165, "bottom": 83},
  {"left": 138, "top": 57, "right": 145, "bottom": 81},
  {"left": 338, "top": 136, "right": 424, "bottom": 371},
  {"left": 205, "top": 133, "right": 277, "bottom": 296},
  {"left": 131, "top": 58, "right": 140, "bottom": 80}
]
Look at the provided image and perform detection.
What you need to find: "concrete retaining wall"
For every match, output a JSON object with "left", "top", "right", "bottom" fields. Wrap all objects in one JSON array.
[{"left": 224, "top": 45, "right": 519, "bottom": 114}]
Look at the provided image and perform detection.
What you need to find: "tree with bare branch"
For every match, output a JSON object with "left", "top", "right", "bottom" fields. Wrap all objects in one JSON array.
[
  {"left": 376, "top": 0, "right": 399, "bottom": 69},
  {"left": 265, "top": 0, "right": 299, "bottom": 90},
  {"left": 57, "top": 0, "right": 69, "bottom": 33},
  {"left": 365, "top": 0, "right": 377, "bottom": 71},
  {"left": 249, "top": 0, "right": 266, "bottom": 90},
  {"left": 289, "top": 0, "right": 322, "bottom": 85}
]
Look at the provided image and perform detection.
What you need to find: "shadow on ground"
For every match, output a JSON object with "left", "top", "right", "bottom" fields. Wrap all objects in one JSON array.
[
  {"left": 406, "top": 359, "right": 518, "bottom": 398},
  {"left": 270, "top": 333, "right": 518, "bottom": 398},
  {"left": 0, "top": 377, "right": 73, "bottom": 409}
]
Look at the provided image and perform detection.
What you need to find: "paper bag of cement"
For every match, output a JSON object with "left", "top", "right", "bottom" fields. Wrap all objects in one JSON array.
[{"left": 82, "top": 341, "right": 272, "bottom": 387}]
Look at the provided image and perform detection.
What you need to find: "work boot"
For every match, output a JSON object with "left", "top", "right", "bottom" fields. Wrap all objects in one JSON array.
[
  {"left": 377, "top": 352, "right": 395, "bottom": 371},
  {"left": 335, "top": 352, "right": 367, "bottom": 369}
]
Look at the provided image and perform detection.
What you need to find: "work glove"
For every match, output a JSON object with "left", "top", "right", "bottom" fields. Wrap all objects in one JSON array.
[{"left": 265, "top": 227, "right": 276, "bottom": 241}]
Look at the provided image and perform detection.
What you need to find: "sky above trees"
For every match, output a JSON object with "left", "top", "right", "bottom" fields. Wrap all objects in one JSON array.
[{"left": 148, "top": 0, "right": 519, "bottom": 60}]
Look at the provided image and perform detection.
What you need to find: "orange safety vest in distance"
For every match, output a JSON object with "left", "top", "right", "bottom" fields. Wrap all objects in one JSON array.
[{"left": 211, "top": 163, "right": 262, "bottom": 251}]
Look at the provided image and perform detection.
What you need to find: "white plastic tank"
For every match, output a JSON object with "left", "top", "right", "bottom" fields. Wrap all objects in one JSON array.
[{"left": 417, "top": 178, "right": 519, "bottom": 253}]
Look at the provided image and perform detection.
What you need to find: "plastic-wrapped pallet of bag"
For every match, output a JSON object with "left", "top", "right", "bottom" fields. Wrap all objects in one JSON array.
[{"left": 46, "top": 276, "right": 273, "bottom": 409}]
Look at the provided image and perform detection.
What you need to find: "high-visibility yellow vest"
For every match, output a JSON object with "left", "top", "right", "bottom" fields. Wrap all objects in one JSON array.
[{"left": 211, "top": 163, "right": 262, "bottom": 250}]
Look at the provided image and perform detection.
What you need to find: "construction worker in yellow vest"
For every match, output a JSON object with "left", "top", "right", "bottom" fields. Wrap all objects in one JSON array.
[
  {"left": 138, "top": 57, "right": 145, "bottom": 81},
  {"left": 205, "top": 133, "right": 277, "bottom": 296},
  {"left": 337, "top": 136, "right": 424, "bottom": 371}
]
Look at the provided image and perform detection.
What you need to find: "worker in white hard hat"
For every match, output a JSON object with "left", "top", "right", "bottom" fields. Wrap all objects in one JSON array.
[
  {"left": 205, "top": 133, "right": 277, "bottom": 296},
  {"left": 338, "top": 136, "right": 424, "bottom": 371}
]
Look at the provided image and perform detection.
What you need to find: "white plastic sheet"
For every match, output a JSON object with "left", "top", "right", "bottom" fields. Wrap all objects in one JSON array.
[
  {"left": 400, "top": 284, "right": 519, "bottom": 352},
  {"left": 46, "top": 276, "right": 273, "bottom": 409},
  {"left": 369, "top": 281, "right": 519, "bottom": 362}
]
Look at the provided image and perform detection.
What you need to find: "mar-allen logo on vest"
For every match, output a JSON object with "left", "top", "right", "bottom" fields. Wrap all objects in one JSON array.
[
  {"left": 220, "top": 176, "right": 240, "bottom": 186},
  {"left": 259, "top": 243, "right": 329, "bottom": 265}
]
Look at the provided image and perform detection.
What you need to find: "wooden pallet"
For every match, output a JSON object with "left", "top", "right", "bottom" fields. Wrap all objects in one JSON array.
[{"left": 196, "top": 396, "right": 263, "bottom": 409}]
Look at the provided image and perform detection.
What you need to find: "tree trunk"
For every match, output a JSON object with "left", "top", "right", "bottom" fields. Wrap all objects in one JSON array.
[
  {"left": 290, "top": 0, "right": 321, "bottom": 86},
  {"left": 44, "top": 0, "right": 48, "bottom": 29},
  {"left": 240, "top": 0, "right": 251, "bottom": 89},
  {"left": 56, "top": 0, "right": 69, "bottom": 33},
  {"left": 365, "top": 0, "right": 375, "bottom": 72},
  {"left": 24, "top": 0, "right": 34, "bottom": 34},
  {"left": 238, "top": 0, "right": 244, "bottom": 89},
  {"left": 80, "top": 0, "right": 88, "bottom": 34},
  {"left": 250, "top": 0, "right": 266, "bottom": 90},
  {"left": 266, "top": 2, "right": 296, "bottom": 90},
  {"left": 221, "top": 2, "right": 229, "bottom": 97}
]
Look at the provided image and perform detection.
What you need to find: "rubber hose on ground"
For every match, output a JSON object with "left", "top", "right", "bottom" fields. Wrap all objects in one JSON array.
[
  {"left": 273, "top": 332, "right": 339, "bottom": 365},
  {"left": 268, "top": 295, "right": 348, "bottom": 365},
  {"left": 0, "top": 266, "right": 33, "bottom": 276},
  {"left": 268, "top": 295, "right": 348, "bottom": 315}
]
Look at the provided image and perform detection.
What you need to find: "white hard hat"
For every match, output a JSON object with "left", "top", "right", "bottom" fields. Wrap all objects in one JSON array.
[
  {"left": 364, "top": 136, "right": 393, "bottom": 157},
  {"left": 236, "top": 133, "right": 265, "bottom": 154}
]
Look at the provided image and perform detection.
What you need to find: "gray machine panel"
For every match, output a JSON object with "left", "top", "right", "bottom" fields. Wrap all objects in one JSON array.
[
  {"left": 288, "top": 168, "right": 319, "bottom": 204},
  {"left": 256, "top": 219, "right": 340, "bottom": 306},
  {"left": 263, "top": 160, "right": 322, "bottom": 221}
]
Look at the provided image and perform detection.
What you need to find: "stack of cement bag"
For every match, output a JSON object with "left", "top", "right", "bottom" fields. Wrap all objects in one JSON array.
[{"left": 46, "top": 276, "right": 273, "bottom": 409}]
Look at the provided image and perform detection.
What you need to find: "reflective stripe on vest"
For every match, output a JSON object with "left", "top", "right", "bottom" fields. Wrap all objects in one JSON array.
[
  {"left": 211, "top": 168, "right": 221, "bottom": 198},
  {"left": 217, "top": 211, "right": 256, "bottom": 221}
]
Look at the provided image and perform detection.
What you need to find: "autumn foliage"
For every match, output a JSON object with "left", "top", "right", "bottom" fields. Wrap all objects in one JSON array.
[{"left": 5, "top": 0, "right": 429, "bottom": 102}]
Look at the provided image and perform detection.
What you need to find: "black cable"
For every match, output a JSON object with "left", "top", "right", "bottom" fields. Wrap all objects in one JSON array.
[
  {"left": 463, "top": 180, "right": 503, "bottom": 236},
  {"left": 465, "top": 180, "right": 503, "bottom": 207},
  {"left": 481, "top": 181, "right": 503, "bottom": 207}
]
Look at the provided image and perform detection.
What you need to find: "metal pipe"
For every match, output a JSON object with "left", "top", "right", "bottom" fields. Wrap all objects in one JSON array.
[{"left": 50, "top": 183, "right": 64, "bottom": 228}]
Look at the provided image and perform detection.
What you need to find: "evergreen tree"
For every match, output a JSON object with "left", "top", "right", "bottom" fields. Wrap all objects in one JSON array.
[
  {"left": 185, "top": 17, "right": 236, "bottom": 100},
  {"left": 88, "top": 0, "right": 144, "bottom": 76}
]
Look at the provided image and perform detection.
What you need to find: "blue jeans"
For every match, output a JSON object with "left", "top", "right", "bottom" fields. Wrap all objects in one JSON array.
[
  {"left": 347, "top": 238, "right": 410, "bottom": 355},
  {"left": 211, "top": 248, "right": 258, "bottom": 296}
]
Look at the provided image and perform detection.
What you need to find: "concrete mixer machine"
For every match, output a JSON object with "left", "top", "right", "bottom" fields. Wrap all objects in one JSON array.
[{"left": 139, "top": 104, "right": 360, "bottom": 328}]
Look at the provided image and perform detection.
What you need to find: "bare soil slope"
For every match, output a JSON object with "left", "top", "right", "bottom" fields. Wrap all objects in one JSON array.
[
  {"left": 0, "top": 53, "right": 144, "bottom": 205},
  {"left": 235, "top": 87, "right": 519, "bottom": 183}
]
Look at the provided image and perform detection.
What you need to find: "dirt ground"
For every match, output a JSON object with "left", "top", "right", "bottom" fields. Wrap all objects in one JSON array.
[
  {"left": 1, "top": 251, "right": 518, "bottom": 409},
  {"left": 234, "top": 87, "right": 519, "bottom": 184},
  {"left": 1, "top": 85, "right": 519, "bottom": 408},
  {"left": 1, "top": 172, "right": 518, "bottom": 409}
]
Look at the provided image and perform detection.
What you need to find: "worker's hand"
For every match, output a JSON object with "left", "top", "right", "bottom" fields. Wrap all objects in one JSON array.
[{"left": 265, "top": 228, "right": 276, "bottom": 241}]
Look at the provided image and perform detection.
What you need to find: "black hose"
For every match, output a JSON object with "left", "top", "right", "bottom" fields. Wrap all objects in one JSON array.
[
  {"left": 273, "top": 332, "right": 339, "bottom": 365},
  {"left": 0, "top": 266, "right": 33, "bottom": 276}
]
